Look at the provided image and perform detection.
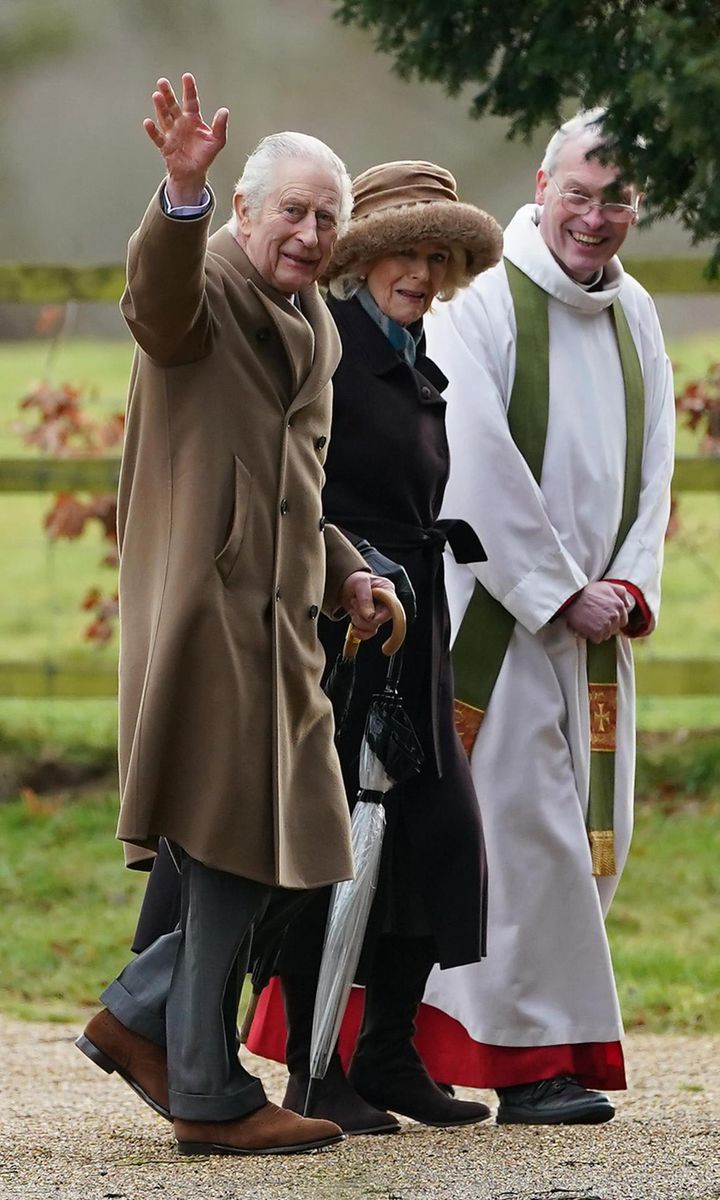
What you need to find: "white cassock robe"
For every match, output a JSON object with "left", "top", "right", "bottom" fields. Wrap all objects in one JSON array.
[{"left": 421, "top": 204, "right": 675, "bottom": 1051}]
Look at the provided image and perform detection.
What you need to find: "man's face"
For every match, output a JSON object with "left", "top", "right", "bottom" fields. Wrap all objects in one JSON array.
[
  {"left": 234, "top": 159, "right": 340, "bottom": 294},
  {"left": 535, "top": 138, "right": 637, "bottom": 282}
]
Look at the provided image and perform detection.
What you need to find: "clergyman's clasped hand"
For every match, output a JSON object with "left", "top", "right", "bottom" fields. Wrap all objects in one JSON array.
[{"left": 565, "top": 580, "right": 635, "bottom": 643}]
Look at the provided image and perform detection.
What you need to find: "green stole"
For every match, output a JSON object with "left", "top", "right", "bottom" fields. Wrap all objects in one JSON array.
[{"left": 454, "top": 259, "right": 645, "bottom": 876}]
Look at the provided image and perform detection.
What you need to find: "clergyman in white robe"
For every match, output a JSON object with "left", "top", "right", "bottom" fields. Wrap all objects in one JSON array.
[{"left": 410, "top": 202, "right": 674, "bottom": 1094}]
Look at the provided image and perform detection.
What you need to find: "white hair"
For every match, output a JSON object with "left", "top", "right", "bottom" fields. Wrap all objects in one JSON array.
[
  {"left": 540, "top": 107, "right": 608, "bottom": 175},
  {"left": 227, "top": 131, "right": 352, "bottom": 235}
]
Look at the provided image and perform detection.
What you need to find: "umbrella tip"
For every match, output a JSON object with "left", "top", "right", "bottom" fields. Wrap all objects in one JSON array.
[{"left": 303, "top": 1077, "right": 317, "bottom": 1118}]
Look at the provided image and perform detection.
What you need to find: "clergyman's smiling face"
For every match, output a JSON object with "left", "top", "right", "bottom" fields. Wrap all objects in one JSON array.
[{"left": 535, "top": 138, "right": 637, "bottom": 282}]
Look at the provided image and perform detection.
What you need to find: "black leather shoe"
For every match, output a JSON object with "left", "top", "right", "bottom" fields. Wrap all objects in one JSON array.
[
  {"left": 283, "top": 1061, "right": 401, "bottom": 1136},
  {"left": 496, "top": 1075, "right": 615, "bottom": 1125}
]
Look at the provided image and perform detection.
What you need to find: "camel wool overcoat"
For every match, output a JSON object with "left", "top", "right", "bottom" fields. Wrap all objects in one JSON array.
[{"left": 115, "top": 186, "right": 365, "bottom": 888}]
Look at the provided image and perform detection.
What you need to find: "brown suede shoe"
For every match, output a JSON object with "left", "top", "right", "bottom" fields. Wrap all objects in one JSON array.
[
  {"left": 174, "top": 1102, "right": 345, "bottom": 1156},
  {"left": 75, "top": 1008, "right": 170, "bottom": 1120}
]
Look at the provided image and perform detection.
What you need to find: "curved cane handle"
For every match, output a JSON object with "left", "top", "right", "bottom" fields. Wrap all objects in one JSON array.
[
  {"left": 374, "top": 587, "right": 407, "bottom": 656},
  {"left": 342, "top": 586, "right": 407, "bottom": 660}
]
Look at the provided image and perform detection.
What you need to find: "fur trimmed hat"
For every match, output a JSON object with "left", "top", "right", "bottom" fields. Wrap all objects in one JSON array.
[{"left": 325, "top": 160, "right": 503, "bottom": 285}]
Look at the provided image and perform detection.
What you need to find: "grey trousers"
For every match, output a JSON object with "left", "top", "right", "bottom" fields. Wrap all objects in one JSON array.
[{"left": 101, "top": 849, "right": 272, "bottom": 1121}]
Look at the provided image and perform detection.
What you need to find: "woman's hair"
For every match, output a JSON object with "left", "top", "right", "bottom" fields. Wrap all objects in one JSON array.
[
  {"left": 328, "top": 242, "right": 467, "bottom": 305},
  {"left": 228, "top": 131, "right": 353, "bottom": 235}
]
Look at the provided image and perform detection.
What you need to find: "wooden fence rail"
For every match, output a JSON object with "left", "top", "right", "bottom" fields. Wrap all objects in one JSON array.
[
  {"left": 0, "top": 454, "right": 718, "bottom": 699},
  {"left": 2, "top": 258, "right": 720, "bottom": 300},
  {"left": 1, "top": 456, "right": 719, "bottom": 494},
  {"left": 2, "top": 656, "right": 719, "bottom": 700}
]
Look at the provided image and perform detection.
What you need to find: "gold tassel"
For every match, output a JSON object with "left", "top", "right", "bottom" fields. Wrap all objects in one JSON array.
[
  {"left": 589, "top": 830, "right": 616, "bottom": 877},
  {"left": 238, "top": 991, "right": 261, "bottom": 1044}
]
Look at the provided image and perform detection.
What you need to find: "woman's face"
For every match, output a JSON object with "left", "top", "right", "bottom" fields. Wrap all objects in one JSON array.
[{"left": 365, "top": 240, "right": 452, "bottom": 326}]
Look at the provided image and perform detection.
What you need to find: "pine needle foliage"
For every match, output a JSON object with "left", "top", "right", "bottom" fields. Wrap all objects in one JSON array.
[{"left": 335, "top": 1, "right": 720, "bottom": 269}]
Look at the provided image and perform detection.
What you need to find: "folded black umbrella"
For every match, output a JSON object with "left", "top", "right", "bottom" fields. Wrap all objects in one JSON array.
[{"left": 239, "top": 588, "right": 409, "bottom": 1044}]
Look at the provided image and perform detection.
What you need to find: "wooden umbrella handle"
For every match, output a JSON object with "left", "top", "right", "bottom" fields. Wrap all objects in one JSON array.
[{"left": 342, "top": 586, "right": 407, "bottom": 660}]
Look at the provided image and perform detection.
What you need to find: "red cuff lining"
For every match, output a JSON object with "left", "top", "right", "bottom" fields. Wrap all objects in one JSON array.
[{"left": 606, "top": 579, "right": 653, "bottom": 637}]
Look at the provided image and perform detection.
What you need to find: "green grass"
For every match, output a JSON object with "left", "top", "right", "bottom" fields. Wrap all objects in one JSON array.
[
  {"left": 0, "top": 696, "right": 118, "bottom": 760},
  {"left": 666, "top": 330, "right": 720, "bottom": 391},
  {"left": 0, "top": 494, "right": 119, "bottom": 665},
  {"left": 0, "top": 337, "right": 128, "bottom": 666},
  {"left": 0, "top": 788, "right": 146, "bottom": 1021},
  {"left": 0, "top": 697, "right": 118, "bottom": 804},
  {"left": 609, "top": 791, "right": 720, "bottom": 1033},
  {"left": 0, "top": 765, "right": 717, "bottom": 1030}
]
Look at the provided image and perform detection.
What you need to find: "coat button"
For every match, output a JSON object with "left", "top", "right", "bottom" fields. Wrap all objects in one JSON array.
[
  {"left": 280, "top": 497, "right": 289, "bottom": 516},
  {"left": 420, "top": 385, "right": 431, "bottom": 398},
  {"left": 318, "top": 516, "right": 326, "bottom": 532},
  {"left": 256, "top": 327, "right": 272, "bottom": 342},
  {"left": 308, "top": 604, "right": 319, "bottom": 619},
  {"left": 315, "top": 435, "right": 327, "bottom": 450},
  {"left": 275, "top": 587, "right": 281, "bottom": 601}
]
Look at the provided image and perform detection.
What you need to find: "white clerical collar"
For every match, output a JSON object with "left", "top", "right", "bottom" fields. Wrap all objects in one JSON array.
[
  {"left": 503, "top": 205, "right": 624, "bottom": 312},
  {"left": 576, "top": 269, "right": 604, "bottom": 291}
]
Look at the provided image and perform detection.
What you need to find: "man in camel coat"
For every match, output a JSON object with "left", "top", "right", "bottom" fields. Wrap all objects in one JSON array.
[{"left": 76, "top": 73, "right": 393, "bottom": 1158}]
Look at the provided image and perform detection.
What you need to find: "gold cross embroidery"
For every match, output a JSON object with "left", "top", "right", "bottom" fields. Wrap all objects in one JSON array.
[
  {"left": 594, "top": 702, "right": 610, "bottom": 733},
  {"left": 589, "top": 682, "right": 617, "bottom": 752}
]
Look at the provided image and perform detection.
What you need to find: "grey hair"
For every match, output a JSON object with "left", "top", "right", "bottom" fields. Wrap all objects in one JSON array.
[
  {"left": 328, "top": 272, "right": 365, "bottom": 301},
  {"left": 540, "top": 107, "right": 607, "bottom": 175},
  {"left": 228, "top": 131, "right": 352, "bottom": 235}
]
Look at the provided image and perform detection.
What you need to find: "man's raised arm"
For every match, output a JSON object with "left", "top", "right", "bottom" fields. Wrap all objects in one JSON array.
[{"left": 122, "top": 73, "right": 229, "bottom": 365}]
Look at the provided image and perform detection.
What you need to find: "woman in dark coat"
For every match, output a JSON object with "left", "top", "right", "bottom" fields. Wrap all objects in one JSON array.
[
  {"left": 134, "top": 161, "right": 503, "bottom": 1135},
  {"left": 246, "top": 161, "right": 502, "bottom": 1133}
]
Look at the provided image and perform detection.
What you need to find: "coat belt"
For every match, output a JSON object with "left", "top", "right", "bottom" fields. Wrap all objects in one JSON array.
[{"left": 334, "top": 516, "right": 485, "bottom": 564}]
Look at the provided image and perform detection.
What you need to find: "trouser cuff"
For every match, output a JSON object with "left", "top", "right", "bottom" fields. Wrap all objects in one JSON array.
[
  {"left": 101, "top": 978, "right": 166, "bottom": 1047},
  {"left": 169, "top": 1077, "right": 267, "bottom": 1122}
]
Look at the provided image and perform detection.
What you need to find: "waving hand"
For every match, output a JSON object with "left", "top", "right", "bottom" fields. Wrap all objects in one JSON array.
[{"left": 144, "top": 73, "right": 228, "bottom": 207}]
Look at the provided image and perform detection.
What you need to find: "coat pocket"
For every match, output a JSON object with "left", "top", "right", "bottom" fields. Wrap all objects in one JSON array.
[{"left": 215, "top": 455, "right": 252, "bottom": 584}]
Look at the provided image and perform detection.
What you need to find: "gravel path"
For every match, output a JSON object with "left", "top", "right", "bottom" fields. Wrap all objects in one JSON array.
[{"left": 1, "top": 1015, "right": 718, "bottom": 1200}]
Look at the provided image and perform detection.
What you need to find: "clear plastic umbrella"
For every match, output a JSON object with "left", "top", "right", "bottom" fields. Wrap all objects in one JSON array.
[{"left": 305, "top": 590, "right": 424, "bottom": 1112}]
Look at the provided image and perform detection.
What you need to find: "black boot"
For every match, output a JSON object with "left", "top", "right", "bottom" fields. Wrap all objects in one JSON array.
[
  {"left": 496, "top": 1076, "right": 615, "bottom": 1125},
  {"left": 280, "top": 973, "right": 400, "bottom": 1136},
  {"left": 348, "top": 936, "right": 490, "bottom": 1128}
]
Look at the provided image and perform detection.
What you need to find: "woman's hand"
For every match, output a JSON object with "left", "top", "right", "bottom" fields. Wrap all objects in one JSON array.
[{"left": 143, "top": 73, "right": 228, "bottom": 207}]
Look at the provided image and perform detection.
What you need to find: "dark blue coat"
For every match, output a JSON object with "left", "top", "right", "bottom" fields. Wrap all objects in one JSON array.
[{"left": 312, "top": 294, "right": 487, "bottom": 969}]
